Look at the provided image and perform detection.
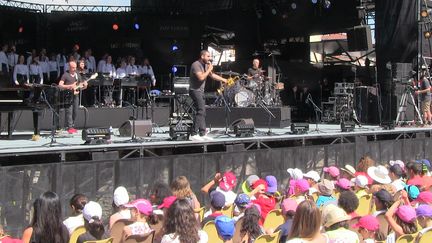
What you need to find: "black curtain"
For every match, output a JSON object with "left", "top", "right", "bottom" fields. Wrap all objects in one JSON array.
[{"left": 375, "top": 0, "right": 418, "bottom": 121}]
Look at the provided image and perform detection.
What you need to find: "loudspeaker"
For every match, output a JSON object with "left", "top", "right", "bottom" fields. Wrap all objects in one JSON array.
[
  {"left": 230, "top": 118, "right": 254, "bottom": 128},
  {"left": 347, "top": 26, "right": 372, "bottom": 52},
  {"left": 118, "top": 120, "right": 152, "bottom": 137}
]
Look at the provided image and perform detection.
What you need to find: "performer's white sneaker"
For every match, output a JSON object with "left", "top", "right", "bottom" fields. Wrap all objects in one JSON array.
[{"left": 190, "top": 134, "right": 205, "bottom": 141}]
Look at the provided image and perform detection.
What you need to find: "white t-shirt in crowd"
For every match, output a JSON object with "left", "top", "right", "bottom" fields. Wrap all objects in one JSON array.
[
  {"left": 215, "top": 186, "right": 237, "bottom": 206},
  {"left": 161, "top": 230, "right": 208, "bottom": 243},
  {"left": 63, "top": 214, "right": 84, "bottom": 234}
]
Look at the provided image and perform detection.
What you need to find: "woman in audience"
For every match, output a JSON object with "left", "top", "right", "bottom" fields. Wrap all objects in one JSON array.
[
  {"left": 63, "top": 193, "right": 88, "bottom": 234},
  {"left": 322, "top": 204, "right": 359, "bottom": 242},
  {"left": 286, "top": 200, "right": 327, "bottom": 243},
  {"left": 239, "top": 205, "right": 264, "bottom": 243},
  {"left": 170, "top": 176, "right": 201, "bottom": 210},
  {"left": 77, "top": 201, "right": 108, "bottom": 243},
  {"left": 22, "top": 191, "right": 69, "bottom": 243},
  {"left": 355, "top": 156, "right": 375, "bottom": 185},
  {"left": 161, "top": 198, "right": 208, "bottom": 243},
  {"left": 338, "top": 191, "right": 359, "bottom": 219},
  {"left": 384, "top": 199, "right": 418, "bottom": 241},
  {"left": 389, "top": 163, "right": 406, "bottom": 193}
]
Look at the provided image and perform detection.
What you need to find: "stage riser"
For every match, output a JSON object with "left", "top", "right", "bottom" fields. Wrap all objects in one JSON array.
[{"left": 206, "top": 106, "right": 291, "bottom": 128}]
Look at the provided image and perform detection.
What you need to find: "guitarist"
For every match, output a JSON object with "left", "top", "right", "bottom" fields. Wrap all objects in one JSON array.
[{"left": 58, "top": 61, "right": 88, "bottom": 134}]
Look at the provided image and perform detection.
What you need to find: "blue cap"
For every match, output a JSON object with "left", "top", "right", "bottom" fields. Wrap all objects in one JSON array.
[
  {"left": 210, "top": 191, "right": 226, "bottom": 209},
  {"left": 404, "top": 185, "right": 420, "bottom": 200},
  {"left": 234, "top": 193, "right": 250, "bottom": 208},
  {"left": 215, "top": 215, "right": 235, "bottom": 240}
]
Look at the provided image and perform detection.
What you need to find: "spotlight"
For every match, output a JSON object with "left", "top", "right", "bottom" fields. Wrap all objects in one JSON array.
[
  {"left": 134, "top": 23, "right": 140, "bottom": 30},
  {"left": 171, "top": 45, "right": 179, "bottom": 51},
  {"left": 18, "top": 26, "right": 24, "bottom": 33},
  {"left": 290, "top": 123, "right": 309, "bottom": 135},
  {"left": 112, "top": 24, "right": 119, "bottom": 30},
  {"left": 425, "top": 31, "right": 432, "bottom": 39},
  {"left": 172, "top": 66, "right": 178, "bottom": 73},
  {"left": 271, "top": 8, "right": 277, "bottom": 15},
  {"left": 324, "top": 0, "right": 331, "bottom": 9},
  {"left": 341, "top": 121, "right": 355, "bottom": 132},
  {"left": 291, "top": 3, "right": 297, "bottom": 10},
  {"left": 311, "top": 0, "right": 318, "bottom": 4}
]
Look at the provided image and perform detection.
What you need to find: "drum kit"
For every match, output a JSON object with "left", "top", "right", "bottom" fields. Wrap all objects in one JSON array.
[{"left": 215, "top": 70, "right": 284, "bottom": 108}]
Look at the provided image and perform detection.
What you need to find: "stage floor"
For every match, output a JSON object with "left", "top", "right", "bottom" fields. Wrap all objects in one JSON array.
[{"left": 1, "top": 123, "right": 431, "bottom": 157}]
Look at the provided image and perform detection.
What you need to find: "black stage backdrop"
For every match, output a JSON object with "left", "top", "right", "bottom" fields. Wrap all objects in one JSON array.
[{"left": 375, "top": 0, "right": 418, "bottom": 121}]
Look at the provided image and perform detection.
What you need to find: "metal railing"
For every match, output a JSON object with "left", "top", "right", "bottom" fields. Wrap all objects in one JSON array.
[{"left": 0, "top": 0, "right": 130, "bottom": 13}]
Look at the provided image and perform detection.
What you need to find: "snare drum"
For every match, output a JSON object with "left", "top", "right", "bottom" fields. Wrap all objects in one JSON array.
[{"left": 235, "top": 88, "right": 255, "bottom": 107}]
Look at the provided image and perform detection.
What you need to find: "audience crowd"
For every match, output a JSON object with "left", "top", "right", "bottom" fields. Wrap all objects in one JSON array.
[{"left": 1, "top": 156, "right": 432, "bottom": 242}]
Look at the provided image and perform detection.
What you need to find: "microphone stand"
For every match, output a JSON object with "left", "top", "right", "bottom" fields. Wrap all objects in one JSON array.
[{"left": 307, "top": 94, "right": 323, "bottom": 133}]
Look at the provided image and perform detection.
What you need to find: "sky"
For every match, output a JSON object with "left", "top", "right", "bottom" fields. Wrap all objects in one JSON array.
[{"left": 19, "top": 0, "right": 130, "bottom": 6}]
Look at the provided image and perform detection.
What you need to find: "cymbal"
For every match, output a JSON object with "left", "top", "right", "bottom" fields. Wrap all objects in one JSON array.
[{"left": 218, "top": 71, "right": 240, "bottom": 76}]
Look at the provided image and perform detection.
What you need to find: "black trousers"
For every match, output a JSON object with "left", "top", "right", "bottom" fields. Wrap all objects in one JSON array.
[
  {"left": 189, "top": 89, "right": 206, "bottom": 136},
  {"left": 65, "top": 95, "right": 79, "bottom": 128}
]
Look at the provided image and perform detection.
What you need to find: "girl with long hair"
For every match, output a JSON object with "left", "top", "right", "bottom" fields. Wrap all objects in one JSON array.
[
  {"left": 22, "top": 191, "right": 69, "bottom": 243},
  {"left": 240, "top": 205, "right": 264, "bottom": 243},
  {"left": 161, "top": 198, "right": 208, "bottom": 243},
  {"left": 170, "top": 176, "right": 200, "bottom": 210}
]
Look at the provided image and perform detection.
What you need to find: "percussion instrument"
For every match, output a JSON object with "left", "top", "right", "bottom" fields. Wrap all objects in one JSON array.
[
  {"left": 234, "top": 88, "right": 255, "bottom": 107},
  {"left": 173, "top": 77, "right": 190, "bottom": 95}
]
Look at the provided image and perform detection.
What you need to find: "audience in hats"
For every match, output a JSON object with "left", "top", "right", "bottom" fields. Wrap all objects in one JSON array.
[
  {"left": 303, "top": 170, "right": 320, "bottom": 195},
  {"left": 316, "top": 179, "right": 336, "bottom": 207},
  {"left": 239, "top": 205, "right": 264, "bottom": 242},
  {"left": 214, "top": 215, "right": 235, "bottom": 243},
  {"left": 109, "top": 186, "right": 131, "bottom": 228},
  {"left": 352, "top": 215, "right": 380, "bottom": 243},
  {"left": 122, "top": 199, "right": 155, "bottom": 240},
  {"left": 338, "top": 191, "right": 360, "bottom": 219},
  {"left": 340, "top": 164, "right": 356, "bottom": 180},
  {"left": 335, "top": 178, "right": 352, "bottom": 193},
  {"left": 322, "top": 204, "right": 360, "bottom": 242},
  {"left": 292, "top": 179, "right": 310, "bottom": 204},
  {"left": 355, "top": 156, "right": 375, "bottom": 185},
  {"left": 416, "top": 204, "right": 432, "bottom": 236},
  {"left": 323, "top": 166, "right": 340, "bottom": 182},
  {"left": 353, "top": 175, "right": 369, "bottom": 199},
  {"left": 201, "top": 191, "right": 226, "bottom": 226},
  {"left": 77, "top": 201, "right": 109, "bottom": 243},
  {"left": 233, "top": 193, "right": 250, "bottom": 222},
  {"left": 384, "top": 193, "right": 418, "bottom": 241},
  {"left": 388, "top": 163, "right": 406, "bottom": 193},
  {"left": 249, "top": 179, "right": 276, "bottom": 224},
  {"left": 201, "top": 171, "right": 237, "bottom": 206},
  {"left": 63, "top": 193, "right": 88, "bottom": 234},
  {"left": 273, "top": 198, "right": 297, "bottom": 242}
]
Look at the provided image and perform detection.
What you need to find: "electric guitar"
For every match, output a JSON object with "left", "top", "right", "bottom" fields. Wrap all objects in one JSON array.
[{"left": 73, "top": 73, "right": 98, "bottom": 95}]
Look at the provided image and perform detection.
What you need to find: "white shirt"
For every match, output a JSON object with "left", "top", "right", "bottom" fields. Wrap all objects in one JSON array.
[
  {"left": 39, "top": 56, "right": 50, "bottom": 74},
  {"left": 88, "top": 56, "right": 96, "bottom": 72},
  {"left": 0, "top": 51, "right": 9, "bottom": 71},
  {"left": 215, "top": 187, "right": 237, "bottom": 206},
  {"left": 161, "top": 230, "right": 208, "bottom": 243},
  {"left": 102, "top": 63, "right": 116, "bottom": 77},
  {"left": 48, "top": 60, "right": 59, "bottom": 75},
  {"left": 57, "top": 54, "right": 67, "bottom": 68},
  {"left": 126, "top": 65, "right": 138, "bottom": 76},
  {"left": 138, "top": 65, "right": 156, "bottom": 85},
  {"left": 97, "top": 60, "right": 106, "bottom": 72},
  {"left": 26, "top": 56, "right": 33, "bottom": 66},
  {"left": 116, "top": 67, "right": 127, "bottom": 79},
  {"left": 63, "top": 214, "right": 84, "bottom": 234},
  {"left": 29, "top": 64, "right": 44, "bottom": 83},
  {"left": 13, "top": 64, "right": 29, "bottom": 83},
  {"left": 7, "top": 52, "right": 18, "bottom": 67}
]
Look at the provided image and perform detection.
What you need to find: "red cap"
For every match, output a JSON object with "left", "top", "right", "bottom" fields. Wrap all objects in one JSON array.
[
  {"left": 252, "top": 179, "right": 268, "bottom": 192},
  {"left": 353, "top": 215, "right": 379, "bottom": 231},
  {"left": 158, "top": 196, "right": 177, "bottom": 209},
  {"left": 219, "top": 171, "right": 237, "bottom": 191}
]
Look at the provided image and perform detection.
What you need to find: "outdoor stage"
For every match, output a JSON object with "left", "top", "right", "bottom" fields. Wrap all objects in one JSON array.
[{"left": 2, "top": 114, "right": 432, "bottom": 235}]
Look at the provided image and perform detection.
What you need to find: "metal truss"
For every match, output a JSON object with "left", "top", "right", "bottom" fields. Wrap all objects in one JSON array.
[{"left": 0, "top": 0, "right": 44, "bottom": 12}]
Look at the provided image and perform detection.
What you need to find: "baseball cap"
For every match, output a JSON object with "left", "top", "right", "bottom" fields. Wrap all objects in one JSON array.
[
  {"left": 287, "top": 168, "right": 303, "bottom": 180},
  {"left": 352, "top": 215, "right": 380, "bottom": 231},
  {"left": 323, "top": 166, "right": 340, "bottom": 178},
  {"left": 234, "top": 194, "right": 250, "bottom": 208},
  {"left": 414, "top": 191, "right": 432, "bottom": 204},
  {"left": 215, "top": 215, "right": 235, "bottom": 240},
  {"left": 295, "top": 179, "right": 310, "bottom": 193},
  {"left": 318, "top": 179, "right": 335, "bottom": 196},
  {"left": 113, "top": 186, "right": 129, "bottom": 207},
  {"left": 265, "top": 175, "right": 278, "bottom": 193},
  {"left": 303, "top": 171, "right": 320, "bottom": 183},
  {"left": 367, "top": 166, "right": 391, "bottom": 184},
  {"left": 373, "top": 189, "right": 393, "bottom": 203},
  {"left": 336, "top": 178, "right": 352, "bottom": 190},
  {"left": 416, "top": 204, "right": 432, "bottom": 217},
  {"left": 83, "top": 201, "right": 102, "bottom": 223},
  {"left": 354, "top": 175, "right": 368, "bottom": 188},
  {"left": 241, "top": 175, "right": 259, "bottom": 194},
  {"left": 210, "top": 191, "right": 226, "bottom": 209},
  {"left": 322, "top": 204, "right": 351, "bottom": 227},
  {"left": 124, "top": 199, "right": 153, "bottom": 216},
  {"left": 404, "top": 185, "right": 420, "bottom": 200},
  {"left": 252, "top": 179, "right": 268, "bottom": 192},
  {"left": 219, "top": 171, "right": 237, "bottom": 192},
  {"left": 396, "top": 205, "right": 417, "bottom": 223},
  {"left": 281, "top": 198, "right": 298, "bottom": 214},
  {"left": 158, "top": 196, "right": 177, "bottom": 209}
]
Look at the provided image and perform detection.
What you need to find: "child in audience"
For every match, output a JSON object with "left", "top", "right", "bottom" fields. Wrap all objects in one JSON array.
[
  {"left": 22, "top": 191, "right": 69, "bottom": 243},
  {"left": 265, "top": 175, "right": 278, "bottom": 197},
  {"left": 353, "top": 215, "right": 380, "bottom": 243},
  {"left": 287, "top": 168, "right": 303, "bottom": 197},
  {"left": 109, "top": 186, "right": 131, "bottom": 228},
  {"left": 63, "top": 193, "right": 88, "bottom": 234},
  {"left": 416, "top": 204, "right": 432, "bottom": 237},
  {"left": 215, "top": 215, "right": 235, "bottom": 243},
  {"left": 404, "top": 185, "right": 420, "bottom": 203},
  {"left": 323, "top": 166, "right": 340, "bottom": 182},
  {"left": 322, "top": 204, "right": 360, "bottom": 243},
  {"left": 338, "top": 191, "right": 360, "bottom": 219},
  {"left": 316, "top": 179, "right": 336, "bottom": 207},
  {"left": 292, "top": 179, "right": 310, "bottom": 204},
  {"left": 241, "top": 175, "right": 260, "bottom": 195},
  {"left": 367, "top": 165, "right": 391, "bottom": 185},
  {"left": 149, "top": 181, "right": 172, "bottom": 207},
  {"left": 286, "top": 200, "right": 327, "bottom": 243},
  {"left": 239, "top": 205, "right": 264, "bottom": 242},
  {"left": 273, "top": 198, "right": 297, "bottom": 243},
  {"left": 303, "top": 170, "right": 320, "bottom": 195},
  {"left": 233, "top": 193, "right": 250, "bottom": 222},
  {"left": 170, "top": 176, "right": 201, "bottom": 211},
  {"left": 77, "top": 201, "right": 109, "bottom": 243},
  {"left": 388, "top": 163, "right": 406, "bottom": 193},
  {"left": 201, "top": 171, "right": 237, "bottom": 206},
  {"left": 201, "top": 191, "right": 226, "bottom": 226},
  {"left": 340, "top": 165, "right": 356, "bottom": 180},
  {"left": 250, "top": 179, "right": 276, "bottom": 224},
  {"left": 372, "top": 189, "right": 394, "bottom": 240},
  {"left": 384, "top": 198, "right": 418, "bottom": 241},
  {"left": 354, "top": 175, "right": 369, "bottom": 199},
  {"left": 414, "top": 191, "right": 432, "bottom": 205},
  {"left": 0, "top": 225, "right": 22, "bottom": 243},
  {"left": 122, "top": 199, "right": 155, "bottom": 240},
  {"left": 355, "top": 156, "right": 375, "bottom": 185},
  {"left": 335, "top": 178, "right": 352, "bottom": 193},
  {"left": 161, "top": 198, "right": 208, "bottom": 243}
]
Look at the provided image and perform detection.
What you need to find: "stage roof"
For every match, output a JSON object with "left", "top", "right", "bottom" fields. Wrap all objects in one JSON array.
[{"left": 19, "top": 0, "right": 130, "bottom": 6}]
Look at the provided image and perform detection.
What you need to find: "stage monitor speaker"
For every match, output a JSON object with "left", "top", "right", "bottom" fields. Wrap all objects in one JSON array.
[
  {"left": 230, "top": 118, "right": 254, "bottom": 128},
  {"left": 347, "top": 26, "right": 372, "bottom": 52},
  {"left": 119, "top": 120, "right": 152, "bottom": 137}
]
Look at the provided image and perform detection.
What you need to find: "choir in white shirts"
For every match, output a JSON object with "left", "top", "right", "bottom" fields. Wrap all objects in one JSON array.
[
  {"left": 48, "top": 60, "right": 60, "bottom": 77},
  {"left": 101, "top": 63, "right": 116, "bottom": 78},
  {"left": 0, "top": 50, "right": 9, "bottom": 72},
  {"left": 8, "top": 52, "right": 18, "bottom": 70},
  {"left": 116, "top": 67, "right": 127, "bottom": 79},
  {"left": 139, "top": 65, "right": 156, "bottom": 86},
  {"left": 29, "top": 63, "right": 43, "bottom": 84},
  {"left": 56, "top": 54, "right": 67, "bottom": 72},
  {"left": 126, "top": 65, "right": 138, "bottom": 76},
  {"left": 87, "top": 56, "right": 96, "bottom": 72},
  {"left": 13, "top": 64, "right": 29, "bottom": 85}
]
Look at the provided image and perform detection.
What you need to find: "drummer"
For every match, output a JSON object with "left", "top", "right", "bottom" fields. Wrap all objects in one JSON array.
[{"left": 246, "top": 58, "right": 264, "bottom": 88}]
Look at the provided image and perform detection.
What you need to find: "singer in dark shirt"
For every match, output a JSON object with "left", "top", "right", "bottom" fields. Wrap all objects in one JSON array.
[{"left": 189, "top": 50, "right": 227, "bottom": 140}]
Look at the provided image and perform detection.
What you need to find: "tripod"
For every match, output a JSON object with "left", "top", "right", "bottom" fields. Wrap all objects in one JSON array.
[
  {"left": 41, "top": 88, "right": 69, "bottom": 147},
  {"left": 306, "top": 94, "right": 323, "bottom": 133},
  {"left": 395, "top": 85, "right": 423, "bottom": 126}
]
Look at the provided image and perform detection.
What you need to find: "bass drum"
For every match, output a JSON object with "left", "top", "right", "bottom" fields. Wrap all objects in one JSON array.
[{"left": 235, "top": 88, "right": 255, "bottom": 107}]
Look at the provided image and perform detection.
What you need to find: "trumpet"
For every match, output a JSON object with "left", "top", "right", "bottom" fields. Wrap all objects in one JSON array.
[{"left": 217, "top": 76, "right": 239, "bottom": 95}]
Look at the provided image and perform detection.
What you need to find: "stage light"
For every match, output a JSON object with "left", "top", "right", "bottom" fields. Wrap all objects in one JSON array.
[
  {"left": 324, "top": 0, "right": 331, "bottom": 9},
  {"left": 291, "top": 3, "right": 297, "bottom": 10},
  {"left": 341, "top": 121, "right": 355, "bottom": 132},
  {"left": 290, "top": 123, "right": 309, "bottom": 134},
  {"left": 425, "top": 31, "right": 432, "bottom": 39},
  {"left": 171, "top": 45, "right": 179, "bottom": 51},
  {"left": 18, "top": 26, "right": 24, "bottom": 33},
  {"left": 82, "top": 128, "right": 111, "bottom": 145},
  {"left": 311, "top": 0, "right": 318, "bottom": 4},
  {"left": 172, "top": 66, "right": 178, "bottom": 73},
  {"left": 112, "top": 24, "right": 119, "bottom": 30},
  {"left": 134, "top": 23, "right": 140, "bottom": 30},
  {"left": 271, "top": 8, "right": 277, "bottom": 15}
]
